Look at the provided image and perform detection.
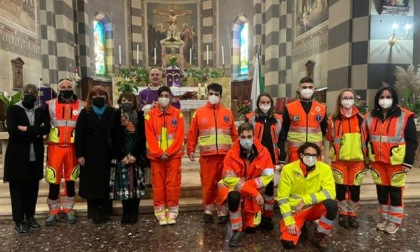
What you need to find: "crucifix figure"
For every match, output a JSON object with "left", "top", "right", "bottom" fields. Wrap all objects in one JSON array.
[{"left": 153, "top": 7, "right": 192, "bottom": 42}]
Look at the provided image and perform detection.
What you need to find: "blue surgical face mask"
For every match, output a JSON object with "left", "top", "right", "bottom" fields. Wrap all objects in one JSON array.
[{"left": 240, "top": 139, "right": 253, "bottom": 150}]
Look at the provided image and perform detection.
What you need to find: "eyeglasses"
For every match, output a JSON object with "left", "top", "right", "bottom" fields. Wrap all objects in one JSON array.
[
  {"left": 303, "top": 153, "right": 317, "bottom": 158},
  {"left": 341, "top": 97, "right": 354, "bottom": 101}
]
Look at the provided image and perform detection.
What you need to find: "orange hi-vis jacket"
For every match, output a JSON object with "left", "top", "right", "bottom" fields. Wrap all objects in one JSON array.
[
  {"left": 145, "top": 105, "right": 185, "bottom": 160},
  {"left": 365, "top": 107, "right": 414, "bottom": 165},
  {"left": 246, "top": 112, "right": 282, "bottom": 164},
  {"left": 47, "top": 98, "right": 84, "bottom": 146},
  {"left": 217, "top": 139, "right": 274, "bottom": 213},
  {"left": 187, "top": 102, "right": 238, "bottom": 156},
  {"left": 326, "top": 106, "right": 366, "bottom": 162},
  {"left": 286, "top": 100, "right": 325, "bottom": 148}
]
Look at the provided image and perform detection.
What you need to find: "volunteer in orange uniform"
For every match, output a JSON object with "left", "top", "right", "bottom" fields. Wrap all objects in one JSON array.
[
  {"left": 245, "top": 93, "right": 282, "bottom": 230},
  {"left": 365, "top": 86, "right": 418, "bottom": 234},
  {"left": 187, "top": 83, "right": 238, "bottom": 224},
  {"left": 327, "top": 89, "right": 367, "bottom": 228},
  {"left": 44, "top": 79, "right": 85, "bottom": 226},
  {"left": 278, "top": 142, "right": 337, "bottom": 251},
  {"left": 278, "top": 77, "right": 327, "bottom": 165},
  {"left": 217, "top": 122, "right": 274, "bottom": 247},
  {"left": 145, "top": 86, "right": 184, "bottom": 226}
]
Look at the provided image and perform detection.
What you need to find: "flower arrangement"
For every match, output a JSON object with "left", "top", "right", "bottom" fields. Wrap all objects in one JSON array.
[
  {"left": 169, "top": 56, "right": 178, "bottom": 68},
  {"left": 394, "top": 65, "right": 420, "bottom": 116},
  {"left": 238, "top": 100, "right": 251, "bottom": 116},
  {"left": 355, "top": 95, "right": 369, "bottom": 114}
]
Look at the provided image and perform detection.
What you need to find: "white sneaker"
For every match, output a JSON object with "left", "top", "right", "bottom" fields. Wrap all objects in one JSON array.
[
  {"left": 384, "top": 221, "right": 399, "bottom": 234},
  {"left": 167, "top": 217, "right": 176, "bottom": 225},
  {"left": 376, "top": 219, "right": 388, "bottom": 231},
  {"left": 159, "top": 218, "right": 168, "bottom": 226}
]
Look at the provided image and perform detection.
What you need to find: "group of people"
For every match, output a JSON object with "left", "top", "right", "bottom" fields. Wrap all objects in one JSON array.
[{"left": 3, "top": 70, "right": 418, "bottom": 252}]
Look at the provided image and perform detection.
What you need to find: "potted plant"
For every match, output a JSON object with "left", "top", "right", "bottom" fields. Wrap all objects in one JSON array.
[
  {"left": 393, "top": 65, "right": 420, "bottom": 120},
  {"left": 0, "top": 91, "right": 23, "bottom": 130},
  {"left": 238, "top": 99, "right": 250, "bottom": 122}
]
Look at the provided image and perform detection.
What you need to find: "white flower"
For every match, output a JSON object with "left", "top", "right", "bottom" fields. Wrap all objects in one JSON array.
[{"left": 3, "top": 91, "right": 10, "bottom": 101}]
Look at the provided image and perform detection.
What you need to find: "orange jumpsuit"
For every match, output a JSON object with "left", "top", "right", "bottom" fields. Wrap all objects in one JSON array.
[
  {"left": 145, "top": 105, "right": 184, "bottom": 222},
  {"left": 326, "top": 107, "right": 366, "bottom": 218},
  {"left": 45, "top": 98, "right": 84, "bottom": 215},
  {"left": 187, "top": 102, "right": 238, "bottom": 216},
  {"left": 246, "top": 111, "right": 282, "bottom": 218},
  {"left": 217, "top": 139, "right": 274, "bottom": 231}
]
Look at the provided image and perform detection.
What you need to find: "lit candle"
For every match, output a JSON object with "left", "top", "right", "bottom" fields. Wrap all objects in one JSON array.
[
  {"left": 190, "top": 48, "right": 192, "bottom": 65},
  {"left": 222, "top": 46, "right": 225, "bottom": 65},
  {"left": 206, "top": 45, "right": 209, "bottom": 65},
  {"left": 198, "top": 83, "right": 201, "bottom": 98},
  {"left": 118, "top": 45, "right": 121, "bottom": 65},
  {"left": 154, "top": 47, "right": 157, "bottom": 65},
  {"left": 136, "top": 44, "right": 139, "bottom": 65}
]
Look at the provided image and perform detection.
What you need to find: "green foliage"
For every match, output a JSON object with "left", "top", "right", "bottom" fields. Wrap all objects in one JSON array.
[
  {"left": 0, "top": 91, "right": 23, "bottom": 126},
  {"left": 119, "top": 68, "right": 131, "bottom": 78},
  {"left": 169, "top": 56, "right": 178, "bottom": 67},
  {"left": 136, "top": 68, "right": 149, "bottom": 86},
  {"left": 116, "top": 80, "right": 140, "bottom": 93},
  {"left": 394, "top": 65, "right": 420, "bottom": 116}
]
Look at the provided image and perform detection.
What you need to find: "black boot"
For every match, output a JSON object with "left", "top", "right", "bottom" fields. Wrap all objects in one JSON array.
[
  {"left": 338, "top": 214, "right": 350, "bottom": 228},
  {"left": 14, "top": 222, "right": 29, "bottom": 235},
  {"left": 121, "top": 200, "right": 130, "bottom": 225},
  {"left": 259, "top": 216, "right": 274, "bottom": 230},
  {"left": 229, "top": 231, "right": 242, "bottom": 247},
  {"left": 129, "top": 198, "right": 140, "bottom": 224}
]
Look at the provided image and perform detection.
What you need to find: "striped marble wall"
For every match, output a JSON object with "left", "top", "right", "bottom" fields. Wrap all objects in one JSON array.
[
  {"left": 131, "top": 0, "right": 143, "bottom": 67},
  {"left": 40, "top": 0, "right": 59, "bottom": 85},
  {"left": 201, "top": 0, "right": 214, "bottom": 67},
  {"left": 76, "top": 0, "right": 90, "bottom": 77}
]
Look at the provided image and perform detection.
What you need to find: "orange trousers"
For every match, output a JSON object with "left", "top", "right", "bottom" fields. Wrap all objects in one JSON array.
[
  {"left": 280, "top": 203, "right": 334, "bottom": 245},
  {"left": 370, "top": 161, "right": 405, "bottom": 224},
  {"left": 46, "top": 145, "right": 79, "bottom": 185},
  {"left": 151, "top": 158, "right": 181, "bottom": 209},
  {"left": 199, "top": 155, "right": 225, "bottom": 215}
]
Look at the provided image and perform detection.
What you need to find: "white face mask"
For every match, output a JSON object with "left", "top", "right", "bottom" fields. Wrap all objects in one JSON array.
[
  {"left": 208, "top": 95, "right": 220, "bottom": 105},
  {"left": 158, "top": 97, "right": 170, "bottom": 107},
  {"left": 259, "top": 104, "right": 271, "bottom": 114},
  {"left": 300, "top": 89, "right": 314, "bottom": 99},
  {"left": 341, "top": 99, "right": 354, "bottom": 109},
  {"left": 302, "top": 155, "right": 317, "bottom": 167},
  {"left": 379, "top": 98, "right": 393, "bottom": 109},
  {"left": 240, "top": 139, "right": 253, "bottom": 150}
]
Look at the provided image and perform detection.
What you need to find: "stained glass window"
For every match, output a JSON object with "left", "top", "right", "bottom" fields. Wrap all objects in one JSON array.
[
  {"left": 239, "top": 23, "right": 249, "bottom": 76},
  {"left": 94, "top": 20, "right": 105, "bottom": 75}
]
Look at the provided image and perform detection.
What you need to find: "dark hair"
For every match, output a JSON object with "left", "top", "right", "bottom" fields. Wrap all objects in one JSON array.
[
  {"left": 238, "top": 122, "right": 254, "bottom": 135},
  {"left": 297, "top": 142, "right": 321, "bottom": 156},
  {"left": 117, "top": 91, "right": 138, "bottom": 111},
  {"left": 373, "top": 85, "right": 399, "bottom": 112},
  {"left": 158, "top": 86, "right": 172, "bottom": 97},
  {"left": 85, "top": 86, "right": 113, "bottom": 111},
  {"left": 207, "top": 83, "right": 223, "bottom": 95},
  {"left": 331, "top": 88, "right": 357, "bottom": 121},
  {"left": 299, "top": 77, "right": 314, "bottom": 85},
  {"left": 255, "top": 92, "right": 274, "bottom": 115}
]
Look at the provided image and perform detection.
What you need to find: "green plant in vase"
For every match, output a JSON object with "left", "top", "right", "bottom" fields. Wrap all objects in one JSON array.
[
  {"left": 393, "top": 65, "right": 420, "bottom": 118},
  {"left": 136, "top": 68, "right": 150, "bottom": 86}
]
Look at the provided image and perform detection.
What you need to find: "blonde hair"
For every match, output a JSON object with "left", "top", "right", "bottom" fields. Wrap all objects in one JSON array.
[{"left": 331, "top": 88, "right": 357, "bottom": 121}]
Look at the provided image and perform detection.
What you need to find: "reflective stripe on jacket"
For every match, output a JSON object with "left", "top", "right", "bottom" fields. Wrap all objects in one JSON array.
[
  {"left": 286, "top": 100, "right": 325, "bottom": 148},
  {"left": 187, "top": 102, "right": 238, "bottom": 156},
  {"left": 246, "top": 112, "right": 282, "bottom": 164},
  {"left": 366, "top": 107, "right": 413, "bottom": 165},
  {"left": 327, "top": 106, "right": 366, "bottom": 162},
  {"left": 47, "top": 99, "right": 84, "bottom": 145},
  {"left": 217, "top": 139, "right": 274, "bottom": 213},
  {"left": 145, "top": 105, "right": 185, "bottom": 160},
  {"left": 277, "top": 160, "right": 336, "bottom": 226}
]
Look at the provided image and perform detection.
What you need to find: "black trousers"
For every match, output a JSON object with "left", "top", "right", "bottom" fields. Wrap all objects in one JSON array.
[
  {"left": 9, "top": 162, "right": 40, "bottom": 223},
  {"left": 87, "top": 199, "right": 113, "bottom": 220}
]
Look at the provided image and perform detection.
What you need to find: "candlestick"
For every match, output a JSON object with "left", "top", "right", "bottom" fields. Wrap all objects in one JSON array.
[
  {"left": 222, "top": 46, "right": 225, "bottom": 65},
  {"left": 190, "top": 48, "right": 192, "bottom": 65},
  {"left": 198, "top": 83, "right": 202, "bottom": 99},
  {"left": 136, "top": 44, "right": 139, "bottom": 65},
  {"left": 118, "top": 45, "right": 121, "bottom": 65},
  {"left": 154, "top": 47, "right": 157, "bottom": 65},
  {"left": 206, "top": 45, "right": 209, "bottom": 65}
]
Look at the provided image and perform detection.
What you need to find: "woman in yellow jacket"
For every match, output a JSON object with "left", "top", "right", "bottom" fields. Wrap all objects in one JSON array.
[
  {"left": 277, "top": 142, "right": 337, "bottom": 251},
  {"left": 326, "top": 88, "right": 367, "bottom": 228}
]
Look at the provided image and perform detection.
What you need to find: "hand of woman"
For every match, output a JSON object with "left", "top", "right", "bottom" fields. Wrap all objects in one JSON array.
[
  {"left": 121, "top": 156, "right": 129, "bottom": 165},
  {"left": 77, "top": 157, "right": 85, "bottom": 166},
  {"left": 286, "top": 224, "right": 299, "bottom": 235},
  {"left": 128, "top": 155, "right": 136, "bottom": 164},
  {"left": 17, "top": 125, "right": 27, "bottom": 131}
]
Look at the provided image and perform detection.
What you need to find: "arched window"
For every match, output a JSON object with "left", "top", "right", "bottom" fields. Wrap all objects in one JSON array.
[
  {"left": 94, "top": 20, "right": 105, "bottom": 75},
  {"left": 239, "top": 23, "right": 249, "bottom": 76}
]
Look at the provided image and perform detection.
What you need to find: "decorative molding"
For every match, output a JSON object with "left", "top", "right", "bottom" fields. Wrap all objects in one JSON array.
[
  {"left": 293, "top": 28, "right": 328, "bottom": 61},
  {"left": 0, "top": 31, "right": 41, "bottom": 59}
]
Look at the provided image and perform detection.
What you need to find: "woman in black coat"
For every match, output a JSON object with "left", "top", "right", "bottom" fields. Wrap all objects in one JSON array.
[
  {"left": 4, "top": 84, "right": 50, "bottom": 234},
  {"left": 75, "top": 86, "right": 115, "bottom": 224},
  {"left": 108, "top": 91, "right": 148, "bottom": 225}
]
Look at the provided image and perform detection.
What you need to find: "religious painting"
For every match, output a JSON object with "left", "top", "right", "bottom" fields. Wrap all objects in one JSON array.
[
  {"left": 11, "top": 57, "right": 24, "bottom": 90},
  {"left": 382, "top": 0, "right": 409, "bottom": 7},
  {"left": 0, "top": 0, "right": 37, "bottom": 38},
  {"left": 145, "top": 2, "right": 199, "bottom": 67},
  {"left": 295, "top": 0, "right": 329, "bottom": 37}
]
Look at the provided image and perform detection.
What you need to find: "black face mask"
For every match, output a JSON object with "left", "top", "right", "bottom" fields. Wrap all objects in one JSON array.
[
  {"left": 22, "top": 95, "right": 37, "bottom": 109},
  {"left": 60, "top": 90, "right": 73, "bottom": 99},
  {"left": 120, "top": 102, "right": 133, "bottom": 112},
  {"left": 92, "top": 97, "right": 105, "bottom": 108}
]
